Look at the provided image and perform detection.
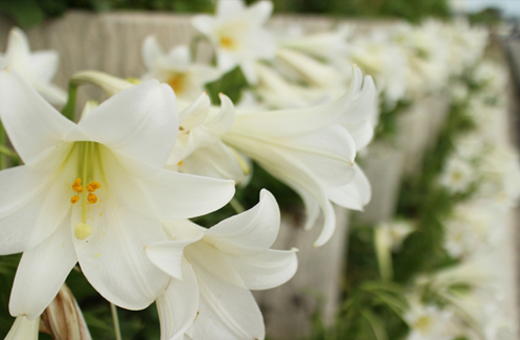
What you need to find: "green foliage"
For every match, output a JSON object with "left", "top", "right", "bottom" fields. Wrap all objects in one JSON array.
[
  {"left": 469, "top": 7, "right": 502, "bottom": 27},
  {"left": 0, "top": 0, "right": 215, "bottom": 27},
  {"left": 205, "top": 66, "right": 249, "bottom": 105},
  {"left": 305, "top": 280, "right": 409, "bottom": 340},
  {"left": 0, "top": 0, "right": 450, "bottom": 28},
  {"left": 268, "top": 0, "right": 450, "bottom": 23},
  {"left": 393, "top": 100, "right": 475, "bottom": 283},
  {"left": 374, "top": 99, "right": 412, "bottom": 143},
  {"left": 0, "top": 255, "right": 19, "bottom": 338}
]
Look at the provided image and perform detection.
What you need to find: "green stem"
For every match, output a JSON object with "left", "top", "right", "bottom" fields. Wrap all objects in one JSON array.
[
  {"left": 374, "top": 227, "right": 393, "bottom": 282},
  {"left": 61, "top": 82, "right": 80, "bottom": 122},
  {"left": 229, "top": 198, "right": 245, "bottom": 214},
  {"left": 110, "top": 303, "right": 122, "bottom": 340},
  {"left": 0, "top": 121, "right": 7, "bottom": 170}
]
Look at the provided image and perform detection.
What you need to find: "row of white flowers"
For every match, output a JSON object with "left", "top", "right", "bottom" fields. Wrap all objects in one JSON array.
[{"left": 0, "top": 0, "right": 518, "bottom": 339}]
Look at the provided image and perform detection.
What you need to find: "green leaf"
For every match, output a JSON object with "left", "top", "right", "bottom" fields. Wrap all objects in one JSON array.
[{"left": 0, "top": 0, "right": 45, "bottom": 27}]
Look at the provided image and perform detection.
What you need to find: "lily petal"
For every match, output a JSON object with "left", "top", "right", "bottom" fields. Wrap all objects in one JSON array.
[
  {"left": 157, "top": 258, "right": 199, "bottom": 340},
  {"left": 178, "top": 142, "right": 244, "bottom": 182},
  {"left": 28, "top": 51, "right": 59, "bottom": 83},
  {"left": 327, "top": 164, "right": 371, "bottom": 210},
  {"left": 191, "top": 263, "right": 265, "bottom": 340},
  {"left": 142, "top": 36, "right": 164, "bottom": 71},
  {"left": 180, "top": 92, "right": 210, "bottom": 131},
  {"left": 215, "top": 0, "right": 246, "bottom": 20},
  {"left": 246, "top": 1, "right": 274, "bottom": 27},
  {"left": 205, "top": 94, "right": 235, "bottom": 135},
  {"left": 4, "top": 316, "right": 39, "bottom": 340},
  {"left": 99, "top": 148, "right": 235, "bottom": 220},
  {"left": 146, "top": 236, "right": 202, "bottom": 280},
  {"left": 191, "top": 16, "right": 214, "bottom": 36},
  {"left": 230, "top": 89, "right": 354, "bottom": 137},
  {"left": 4, "top": 28, "right": 30, "bottom": 69},
  {"left": 205, "top": 189, "right": 281, "bottom": 254},
  {"left": 72, "top": 204, "right": 170, "bottom": 310},
  {"left": 137, "top": 169, "right": 236, "bottom": 219},
  {"left": 226, "top": 249, "right": 298, "bottom": 291},
  {"left": 9, "top": 215, "right": 76, "bottom": 320},
  {"left": 77, "top": 80, "right": 178, "bottom": 171},
  {"left": 0, "top": 69, "right": 75, "bottom": 166},
  {"left": 0, "top": 159, "right": 75, "bottom": 255},
  {"left": 32, "top": 80, "right": 67, "bottom": 106},
  {"left": 185, "top": 242, "right": 245, "bottom": 288}
]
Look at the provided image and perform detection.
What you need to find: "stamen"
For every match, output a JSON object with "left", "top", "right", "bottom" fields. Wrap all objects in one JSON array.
[
  {"left": 86, "top": 181, "right": 101, "bottom": 192},
  {"left": 178, "top": 161, "right": 183, "bottom": 166},
  {"left": 70, "top": 195, "right": 80, "bottom": 204},
  {"left": 87, "top": 193, "right": 98, "bottom": 204},
  {"left": 72, "top": 178, "right": 84, "bottom": 193},
  {"left": 74, "top": 222, "right": 92, "bottom": 240}
]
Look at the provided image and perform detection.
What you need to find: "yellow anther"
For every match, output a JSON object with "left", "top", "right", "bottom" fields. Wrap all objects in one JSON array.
[
  {"left": 86, "top": 181, "right": 101, "bottom": 192},
  {"left": 71, "top": 178, "right": 84, "bottom": 193},
  {"left": 87, "top": 193, "right": 98, "bottom": 204},
  {"left": 70, "top": 195, "right": 80, "bottom": 204},
  {"left": 74, "top": 222, "right": 92, "bottom": 240},
  {"left": 178, "top": 161, "right": 183, "bottom": 166}
]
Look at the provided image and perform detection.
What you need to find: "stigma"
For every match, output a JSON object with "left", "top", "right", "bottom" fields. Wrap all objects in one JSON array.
[{"left": 74, "top": 222, "right": 92, "bottom": 240}]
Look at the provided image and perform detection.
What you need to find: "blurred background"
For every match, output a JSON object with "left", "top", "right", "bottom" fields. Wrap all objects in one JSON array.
[{"left": 1, "top": 0, "right": 520, "bottom": 340}]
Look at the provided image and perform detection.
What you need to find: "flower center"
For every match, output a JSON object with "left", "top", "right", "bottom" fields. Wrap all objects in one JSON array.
[
  {"left": 70, "top": 142, "right": 103, "bottom": 240},
  {"left": 451, "top": 171, "right": 463, "bottom": 183},
  {"left": 220, "top": 36, "right": 235, "bottom": 49},
  {"left": 415, "top": 315, "right": 432, "bottom": 332},
  {"left": 167, "top": 73, "right": 186, "bottom": 94}
]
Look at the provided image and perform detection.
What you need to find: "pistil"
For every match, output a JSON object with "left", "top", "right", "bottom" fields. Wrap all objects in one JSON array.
[{"left": 70, "top": 142, "right": 103, "bottom": 240}]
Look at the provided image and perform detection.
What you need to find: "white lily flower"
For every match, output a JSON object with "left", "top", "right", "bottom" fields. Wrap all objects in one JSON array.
[
  {"left": 275, "top": 48, "right": 345, "bottom": 89},
  {"left": 191, "top": 0, "right": 275, "bottom": 84},
  {"left": 0, "top": 27, "right": 66, "bottom": 106},
  {"left": 404, "top": 298, "right": 460, "bottom": 340},
  {"left": 254, "top": 62, "right": 330, "bottom": 109},
  {"left": 346, "top": 30, "right": 408, "bottom": 108},
  {"left": 443, "top": 201, "right": 497, "bottom": 259},
  {"left": 222, "top": 69, "right": 376, "bottom": 246},
  {"left": 168, "top": 92, "right": 245, "bottom": 182},
  {"left": 4, "top": 316, "right": 39, "bottom": 340},
  {"left": 146, "top": 190, "right": 298, "bottom": 340},
  {"left": 394, "top": 21, "right": 450, "bottom": 96},
  {"left": 141, "top": 36, "right": 221, "bottom": 100},
  {"left": 438, "top": 156, "right": 476, "bottom": 194},
  {"left": 446, "top": 19, "right": 488, "bottom": 74},
  {"left": 278, "top": 25, "right": 351, "bottom": 63},
  {"left": 376, "top": 219, "right": 415, "bottom": 252},
  {"left": 0, "top": 69, "right": 235, "bottom": 319}
]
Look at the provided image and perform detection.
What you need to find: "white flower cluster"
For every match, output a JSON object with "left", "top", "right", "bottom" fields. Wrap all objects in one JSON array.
[
  {"left": 0, "top": 1, "right": 381, "bottom": 339},
  {"left": 407, "top": 50, "right": 520, "bottom": 340}
]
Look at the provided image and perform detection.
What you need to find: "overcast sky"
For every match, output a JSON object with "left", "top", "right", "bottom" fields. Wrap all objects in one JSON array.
[{"left": 451, "top": 0, "right": 520, "bottom": 17}]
